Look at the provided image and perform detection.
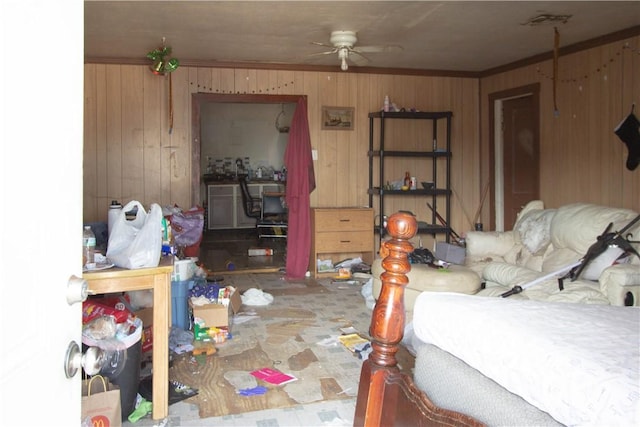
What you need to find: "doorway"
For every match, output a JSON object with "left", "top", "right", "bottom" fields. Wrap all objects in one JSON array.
[
  {"left": 191, "top": 94, "right": 305, "bottom": 273},
  {"left": 191, "top": 93, "right": 304, "bottom": 207},
  {"left": 489, "top": 84, "right": 540, "bottom": 231}
]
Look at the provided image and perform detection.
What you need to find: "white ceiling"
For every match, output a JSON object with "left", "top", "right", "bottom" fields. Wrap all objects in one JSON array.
[{"left": 85, "top": 1, "right": 640, "bottom": 73}]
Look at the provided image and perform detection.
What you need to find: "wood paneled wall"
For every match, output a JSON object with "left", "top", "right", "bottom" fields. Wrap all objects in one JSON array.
[
  {"left": 84, "top": 65, "right": 481, "bottom": 240},
  {"left": 84, "top": 35, "right": 638, "bottom": 240},
  {"left": 479, "top": 35, "right": 640, "bottom": 222}
]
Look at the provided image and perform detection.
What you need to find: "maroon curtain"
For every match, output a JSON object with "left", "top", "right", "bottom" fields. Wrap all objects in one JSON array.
[{"left": 284, "top": 98, "right": 316, "bottom": 279}]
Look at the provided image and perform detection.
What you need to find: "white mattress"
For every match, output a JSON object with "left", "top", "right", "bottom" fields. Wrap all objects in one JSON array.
[{"left": 412, "top": 293, "right": 640, "bottom": 426}]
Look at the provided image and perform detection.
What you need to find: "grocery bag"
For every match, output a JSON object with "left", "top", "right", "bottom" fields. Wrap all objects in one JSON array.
[
  {"left": 81, "top": 375, "right": 122, "bottom": 427},
  {"left": 106, "top": 201, "right": 162, "bottom": 269}
]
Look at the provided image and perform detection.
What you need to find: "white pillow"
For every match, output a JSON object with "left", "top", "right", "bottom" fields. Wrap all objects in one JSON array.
[
  {"left": 581, "top": 246, "right": 626, "bottom": 281},
  {"left": 515, "top": 209, "right": 556, "bottom": 254},
  {"left": 514, "top": 200, "right": 545, "bottom": 227}
]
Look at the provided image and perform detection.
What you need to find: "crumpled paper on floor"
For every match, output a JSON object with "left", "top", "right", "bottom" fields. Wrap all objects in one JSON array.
[{"left": 241, "top": 288, "right": 274, "bottom": 306}]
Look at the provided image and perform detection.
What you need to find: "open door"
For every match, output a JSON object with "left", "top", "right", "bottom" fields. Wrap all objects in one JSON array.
[{"left": 0, "top": 1, "right": 83, "bottom": 425}]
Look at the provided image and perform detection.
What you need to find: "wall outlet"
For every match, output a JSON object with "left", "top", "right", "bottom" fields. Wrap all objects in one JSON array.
[{"left": 312, "top": 149, "right": 318, "bottom": 161}]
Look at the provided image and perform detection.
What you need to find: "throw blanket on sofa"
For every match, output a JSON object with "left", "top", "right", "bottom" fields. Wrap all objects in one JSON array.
[{"left": 412, "top": 292, "right": 640, "bottom": 426}]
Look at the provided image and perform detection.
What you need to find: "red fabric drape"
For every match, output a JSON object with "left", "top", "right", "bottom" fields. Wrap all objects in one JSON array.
[{"left": 284, "top": 98, "right": 316, "bottom": 279}]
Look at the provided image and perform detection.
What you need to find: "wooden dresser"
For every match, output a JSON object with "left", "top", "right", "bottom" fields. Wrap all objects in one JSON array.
[{"left": 309, "top": 207, "right": 374, "bottom": 278}]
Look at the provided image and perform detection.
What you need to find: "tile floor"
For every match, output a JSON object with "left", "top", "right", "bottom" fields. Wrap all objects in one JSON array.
[
  {"left": 123, "top": 272, "right": 376, "bottom": 427},
  {"left": 127, "top": 397, "right": 357, "bottom": 426}
]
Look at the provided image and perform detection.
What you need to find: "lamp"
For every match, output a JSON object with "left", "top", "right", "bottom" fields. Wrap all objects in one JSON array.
[{"left": 339, "top": 47, "right": 349, "bottom": 71}]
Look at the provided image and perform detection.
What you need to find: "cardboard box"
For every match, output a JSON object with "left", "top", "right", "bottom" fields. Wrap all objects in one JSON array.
[
  {"left": 435, "top": 242, "right": 466, "bottom": 265},
  {"left": 134, "top": 307, "right": 154, "bottom": 354},
  {"left": 189, "top": 287, "right": 242, "bottom": 329}
]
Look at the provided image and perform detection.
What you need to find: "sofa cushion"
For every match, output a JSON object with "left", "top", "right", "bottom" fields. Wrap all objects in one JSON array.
[
  {"left": 482, "top": 262, "right": 541, "bottom": 288},
  {"left": 465, "top": 230, "right": 516, "bottom": 258},
  {"left": 551, "top": 203, "right": 639, "bottom": 255},
  {"left": 541, "top": 247, "right": 582, "bottom": 273},
  {"left": 479, "top": 263, "right": 610, "bottom": 304}
]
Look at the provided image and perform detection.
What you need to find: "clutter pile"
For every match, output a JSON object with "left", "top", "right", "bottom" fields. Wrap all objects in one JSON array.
[
  {"left": 82, "top": 296, "right": 145, "bottom": 422},
  {"left": 316, "top": 257, "right": 371, "bottom": 276}
]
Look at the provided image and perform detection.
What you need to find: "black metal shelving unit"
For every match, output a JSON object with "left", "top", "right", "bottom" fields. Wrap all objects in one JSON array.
[{"left": 367, "top": 110, "right": 453, "bottom": 241}]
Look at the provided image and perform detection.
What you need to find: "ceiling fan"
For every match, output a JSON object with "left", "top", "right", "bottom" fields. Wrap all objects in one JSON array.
[{"left": 309, "top": 30, "right": 402, "bottom": 71}]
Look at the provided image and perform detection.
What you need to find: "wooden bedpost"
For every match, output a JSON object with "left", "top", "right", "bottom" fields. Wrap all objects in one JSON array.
[
  {"left": 353, "top": 211, "right": 483, "bottom": 427},
  {"left": 354, "top": 211, "right": 415, "bottom": 425}
]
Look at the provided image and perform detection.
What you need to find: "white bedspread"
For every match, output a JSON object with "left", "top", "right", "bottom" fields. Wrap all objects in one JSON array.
[{"left": 412, "top": 293, "right": 640, "bottom": 426}]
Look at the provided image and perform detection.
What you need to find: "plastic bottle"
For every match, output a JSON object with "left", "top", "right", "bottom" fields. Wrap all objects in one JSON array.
[
  {"left": 83, "top": 226, "right": 96, "bottom": 267},
  {"left": 108, "top": 200, "right": 122, "bottom": 236},
  {"left": 383, "top": 95, "right": 390, "bottom": 112},
  {"left": 404, "top": 171, "right": 411, "bottom": 188}
]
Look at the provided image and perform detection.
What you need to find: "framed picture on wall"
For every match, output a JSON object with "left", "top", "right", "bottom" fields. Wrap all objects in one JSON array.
[{"left": 321, "top": 106, "right": 354, "bottom": 130}]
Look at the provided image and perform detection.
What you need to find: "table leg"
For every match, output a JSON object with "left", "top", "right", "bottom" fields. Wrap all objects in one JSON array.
[{"left": 151, "top": 272, "right": 170, "bottom": 419}]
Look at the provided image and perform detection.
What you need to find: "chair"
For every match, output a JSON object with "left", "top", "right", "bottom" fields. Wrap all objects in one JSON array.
[
  {"left": 258, "top": 192, "right": 288, "bottom": 238},
  {"left": 238, "top": 176, "right": 262, "bottom": 222}
]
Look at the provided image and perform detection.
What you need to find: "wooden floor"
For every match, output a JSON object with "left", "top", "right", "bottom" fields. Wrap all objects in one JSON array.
[{"left": 197, "top": 228, "right": 287, "bottom": 274}]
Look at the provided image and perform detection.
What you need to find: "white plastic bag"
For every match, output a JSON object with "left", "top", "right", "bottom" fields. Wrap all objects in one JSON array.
[{"left": 106, "top": 201, "right": 163, "bottom": 269}]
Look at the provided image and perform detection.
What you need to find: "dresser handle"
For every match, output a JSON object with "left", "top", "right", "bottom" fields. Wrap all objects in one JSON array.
[
  {"left": 339, "top": 219, "right": 350, "bottom": 222},
  {"left": 340, "top": 240, "right": 351, "bottom": 243}
]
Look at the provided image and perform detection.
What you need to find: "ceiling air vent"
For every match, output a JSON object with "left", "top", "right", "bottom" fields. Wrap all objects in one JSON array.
[{"left": 522, "top": 14, "right": 572, "bottom": 26}]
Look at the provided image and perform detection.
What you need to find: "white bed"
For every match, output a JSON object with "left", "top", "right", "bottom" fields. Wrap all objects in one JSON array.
[{"left": 410, "top": 292, "right": 640, "bottom": 426}]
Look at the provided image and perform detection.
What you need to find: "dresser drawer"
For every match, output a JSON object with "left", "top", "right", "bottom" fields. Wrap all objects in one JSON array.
[
  {"left": 314, "top": 209, "right": 373, "bottom": 232},
  {"left": 315, "top": 231, "right": 372, "bottom": 252}
]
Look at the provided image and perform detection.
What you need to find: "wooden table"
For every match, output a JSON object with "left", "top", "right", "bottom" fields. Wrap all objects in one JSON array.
[{"left": 83, "top": 257, "right": 174, "bottom": 420}]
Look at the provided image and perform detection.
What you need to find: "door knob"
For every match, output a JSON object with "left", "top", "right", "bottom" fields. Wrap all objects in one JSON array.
[
  {"left": 64, "top": 341, "right": 105, "bottom": 378},
  {"left": 67, "top": 275, "right": 92, "bottom": 305}
]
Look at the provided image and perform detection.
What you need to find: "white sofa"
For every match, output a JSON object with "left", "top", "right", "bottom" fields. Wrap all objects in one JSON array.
[{"left": 465, "top": 201, "right": 640, "bottom": 306}]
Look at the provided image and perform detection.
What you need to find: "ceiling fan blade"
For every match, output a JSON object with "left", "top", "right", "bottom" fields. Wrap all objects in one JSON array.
[
  {"left": 349, "top": 50, "right": 370, "bottom": 66},
  {"left": 354, "top": 45, "right": 403, "bottom": 53},
  {"left": 306, "top": 50, "right": 337, "bottom": 58},
  {"left": 311, "top": 41, "right": 334, "bottom": 49}
]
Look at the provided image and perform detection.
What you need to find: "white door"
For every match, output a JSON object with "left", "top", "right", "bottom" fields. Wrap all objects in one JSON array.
[{"left": 0, "top": 1, "right": 83, "bottom": 426}]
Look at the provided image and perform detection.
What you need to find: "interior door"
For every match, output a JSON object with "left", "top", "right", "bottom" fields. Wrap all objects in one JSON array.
[
  {"left": 0, "top": 2, "right": 82, "bottom": 425},
  {"left": 502, "top": 96, "right": 539, "bottom": 229}
]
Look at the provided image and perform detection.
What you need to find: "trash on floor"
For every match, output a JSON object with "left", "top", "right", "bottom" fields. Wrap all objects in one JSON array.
[
  {"left": 237, "top": 386, "right": 268, "bottom": 396},
  {"left": 250, "top": 367, "right": 298, "bottom": 385},
  {"left": 240, "top": 288, "right": 274, "bottom": 306},
  {"left": 338, "top": 333, "right": 370, "bottom": 353},
  {"left": 169, "top": 327, "right": 194, "bottom": 354},
  {"left": 137, "top": 378, "right": 198, "bottom": 406}
]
